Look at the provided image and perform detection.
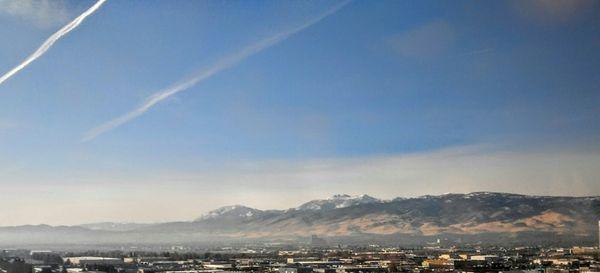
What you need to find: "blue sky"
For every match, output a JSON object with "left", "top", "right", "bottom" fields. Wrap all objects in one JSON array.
[{"left": 0, "top": 0, "right": 598, "bottom": 225}]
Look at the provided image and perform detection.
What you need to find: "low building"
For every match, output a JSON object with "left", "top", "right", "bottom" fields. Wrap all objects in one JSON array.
[
  {"left": 0, "top": 258, "right": 33, "bottom": 273},
  {"left": 63, "top": 257, "right": 123, "bottom": 266},
  {"left": 280, "top": 267, "right": 313, "bottom": 273},
  {"left": 470, "top": 255, "right": 499, "bottom": 262},
  {"left": 336, "top": 267, "right": 387, "bottom": 273},
  {"left": 421, "top": 259, "right": 454, "bottom": 269}
]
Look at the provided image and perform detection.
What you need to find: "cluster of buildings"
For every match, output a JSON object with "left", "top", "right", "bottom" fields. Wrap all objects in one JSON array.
[{"left": 0, "top": 245, "right": 599, "bottom": 273}]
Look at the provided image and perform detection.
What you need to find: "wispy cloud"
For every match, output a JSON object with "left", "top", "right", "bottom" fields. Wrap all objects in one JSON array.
[
  {"left": 0, "top": 0, "right": 107, "bottom": 86},
  {"left": 389, "top": 20, "right": 456, "bottom": 60},
  {"left": 512, "top": 0, "right": 597, "bottom": 24},
  {"left": 0, "top": 119, "right": 19, "bottom": 131},
  {"left": 152, "top": 145, "right": 600, "bottom": 199},
  {"left": 81, "top": 1, "right": 351, "bottom": 142},
  {"left": 461, "top": 47, "right": 494, "bottom": 56},
  {"left": 0, "top": 0, "right": 69, "bottom": 28}
]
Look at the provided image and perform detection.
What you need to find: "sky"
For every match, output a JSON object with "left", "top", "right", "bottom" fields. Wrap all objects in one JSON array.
[{"left": 0, "top": 0, "right": 599, "bottom": 226}]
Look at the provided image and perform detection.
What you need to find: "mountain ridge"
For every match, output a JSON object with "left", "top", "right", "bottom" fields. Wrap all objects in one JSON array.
[{"left": 0, "top": 192, "right": 598, "bottom": 245}]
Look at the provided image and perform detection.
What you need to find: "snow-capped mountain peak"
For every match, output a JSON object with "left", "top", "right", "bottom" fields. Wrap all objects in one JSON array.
[
  {"left": 196, "top": 205, "right": 261, "bottom": 221},
  {"left": 297, "top": 194, "right": 382, "bottom": 211}
]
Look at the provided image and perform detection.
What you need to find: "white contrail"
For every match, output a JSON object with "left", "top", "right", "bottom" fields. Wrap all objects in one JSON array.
[
  {"left": 0, "top": 0, "right": 108, "bottom": 86},
  {"left": 81, "top": 1, "right": 350, "bottom": 142}
]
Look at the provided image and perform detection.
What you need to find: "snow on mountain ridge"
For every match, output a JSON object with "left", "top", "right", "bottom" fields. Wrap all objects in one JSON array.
[
  {"left": 197, "top": 205, "right": 261, "bottom": 221},
  {"left": 79, "top": 222, "right": 150, "bottom": 231},
  {"left": 297, "top": 194, "right": 382, "bottom": 211}
]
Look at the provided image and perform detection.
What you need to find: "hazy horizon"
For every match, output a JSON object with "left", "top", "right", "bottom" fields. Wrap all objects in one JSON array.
[{"left": 0, "top": 0, "right": 599, "bottom": 226}]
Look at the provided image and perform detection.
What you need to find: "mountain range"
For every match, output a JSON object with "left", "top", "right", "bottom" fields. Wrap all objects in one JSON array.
[{"left": 1, "top": 192, "right": 598, "bottom": 246}]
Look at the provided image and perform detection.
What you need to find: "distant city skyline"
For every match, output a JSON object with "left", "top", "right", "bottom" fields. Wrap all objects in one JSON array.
[{"left": 0, "top": 0, "right": 599, "bottom": 226}]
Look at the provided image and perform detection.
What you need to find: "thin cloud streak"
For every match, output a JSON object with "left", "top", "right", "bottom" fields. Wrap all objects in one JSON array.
[
  {"left": 81, "top": 1, "right": 351, "bottom": 142},
  {"left": 0, "top": 0, "right": 107, "bottom": 86},
  {"left": 462, "top": 47, "right": 494, "bottom": 56}
]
